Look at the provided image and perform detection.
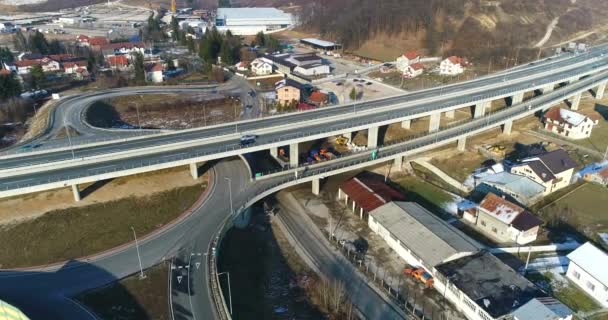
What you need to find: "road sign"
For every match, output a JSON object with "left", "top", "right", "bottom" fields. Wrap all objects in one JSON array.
[
  {"left": 371, "top": 150, "right": 377, "bottom": 160},
  {"left": 195, "top": 262, "right": 201, "bottom": 269},
  {"left": 177, "top": 276, "right": 183, "bottom": 284}
]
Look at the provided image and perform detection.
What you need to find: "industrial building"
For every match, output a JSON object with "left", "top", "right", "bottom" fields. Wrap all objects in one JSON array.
[
  {"left": 215, "top": 7, "right": 293, "bottom": 35},
  {"left": 300, "top": 38, "right": 341, "bottom": 51}
]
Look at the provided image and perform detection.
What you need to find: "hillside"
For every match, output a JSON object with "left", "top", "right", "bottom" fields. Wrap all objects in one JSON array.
[{"left": 295, "top": 0, "right": 608, "bottom": 64}]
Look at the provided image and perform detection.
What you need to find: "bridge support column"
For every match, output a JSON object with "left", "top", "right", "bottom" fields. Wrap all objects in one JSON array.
[
  {"left": 401, "top": 119, "right": 411, "bottom": 129},
  {"left": 270, "top": 147, "right": 278, "bottom": 158},
  {"left": 189, "top": 163, "right": 199, "bottom": 179},
  {"left": 457, "top": 137, "right": 466, "bottom": 152},
  {"left": 312, "top": 178, "right": 321, "bottom": 196},
  {"left": 570, "top": 92, "right": 582, "bottom": 110},
  {"left": 474, "top": 101, "right": 490, "bottom": 118},
  {"left": 429, "top": 113, "right": 441, "bottom": 133},
  {"left": 597, "top": 81, "right": 607, "bottom": 100},
  {"left": 511, "top": 92, "right": 524, "bottom": 105},
  {"left": 542, "top": 84, "right": 554, "bottom": 94},
  {"left": 72, "top": 184, "right": 81, "bottom": 202},
  {"left": 503, "top": 120, "right": 513, "bottom": 135},
  {"left": 394, "top": 156, "right": 403, "bottom": 171},
  {"left": 367, "top": 126, "right": 379, "bottom": 148},
  {"left": 445, "top": 110, "right": 455, "bottom": 119},
  {"left": 289, "top": 143, "right": 299, "bottom": 168}
]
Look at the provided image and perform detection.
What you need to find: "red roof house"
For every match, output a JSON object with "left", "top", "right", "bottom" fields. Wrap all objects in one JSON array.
[
  {"left": 107, "top": 55, "right": 129, "bottom": 68},
  {"left": 307, "top": 91, "right": 329, "bottom": 106},
  {"left": 339, "top": 172, "right": 405, "bottom": 218}
]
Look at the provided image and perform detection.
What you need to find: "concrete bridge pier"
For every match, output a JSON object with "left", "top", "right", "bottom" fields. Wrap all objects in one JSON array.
[
  {"left": 72, "top": 184, "right": 81, "bottom": 202},
  {"left": 444, "top": 110, "right": 455, "bottom": 119},
  {"left": 457, "top": 136, "right": 466, "bottom": 151},
  {"left": 401, "top": 119, "right": 411, "bottom": 129},
  {"left": 312, "top": 178, "right": 321, "bottom": 196},
  {"left": 542, "top": 84, "right": 554, "bottom": 94},
  {"left": 511, "top": 92, "right": 524, "bottom": 105},
  {"left": 570, "top": 92, "right": 582, "bottom": 110},
  {"left": 474, "top": 101, "right": 490, "bottom": 118},
  {"left": 503, "top": 120, "right": 513, "bottom": 135},
  {"left": 394, "top": 156, "right": 403, "bottom": 171},
  {"left": 597, "top": 81, "right": 607, "bottom": 100},
  {"left": 190, "top": 163, "right": 199, "bottom": 179},
  {"left": 289, "top": 143, "right": 299, "bottom": 168},
  {"left": 367, "top": 126, "right": 379, "bottom": 148},
  {"left": 429, "top": 113, "right": 441, "bottom": 133}
]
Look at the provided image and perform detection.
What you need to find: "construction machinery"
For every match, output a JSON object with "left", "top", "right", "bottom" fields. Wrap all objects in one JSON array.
[
  {"left": 336, "top": 136, "right": 349, "bottom": 146},
  {"left": 404, "top": 267, "right": 434, "bottom": 287}
]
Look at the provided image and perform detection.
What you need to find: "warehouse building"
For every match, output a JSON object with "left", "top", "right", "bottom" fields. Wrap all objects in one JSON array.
[
  {"left": 215, "top": 7, "right": 293, "bottom": 35},
  {"left": 300, "top": 38, "right": 341, "bottom": 51}
]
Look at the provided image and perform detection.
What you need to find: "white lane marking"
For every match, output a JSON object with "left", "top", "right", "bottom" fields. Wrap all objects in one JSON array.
[
  {"left": 188, "top": 250, "right": 197, "bottom": 320},
  {"left": 10, "top": 178, "right": 33, "bottom": 184},
  {"left": 90, "top": 164, "right": 116, "bottom": 171}
]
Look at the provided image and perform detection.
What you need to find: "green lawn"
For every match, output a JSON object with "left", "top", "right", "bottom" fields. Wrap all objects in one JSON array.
[
  {"left": 580, "top": 119, "right": 608, "bottom": 153},
  {"left": 77, "top": 263, "right": 170, "bottom": 320},
  {"left": 430, "top": 152, "right": 487, "bottom": 183},
  {"left": 527, "top": 272, "right": 600, "bottom": 313},
  {"left": 0, "top": 183, "right": 206, "bottom": 268},
  {"left": 392, "top": 174, "right": 454, "bottom": 215}
]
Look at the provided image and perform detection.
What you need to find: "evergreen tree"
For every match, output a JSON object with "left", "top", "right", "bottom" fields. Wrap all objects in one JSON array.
[
  {"left": 219, "top": 40, "right": 232, "bottom": 65},
  {"left": 29, "top": 31, "right": 50, "bottom": 54},
  {"left": 255, "top": 31, "right": 265, "bottom": 47},
  {"left": 30, "top": 64, "right": 44, "bottom": 89},
  {"left": 0, "top": 73, "right": 22, "bottom": 100},
  {"left": 349, "top": 88, "right": 357, "bottom": 101},
  {"left": 133, "top": 52, "right": 145, "bottom": 84},
  {"left": 167, "top": 59, "right": 176, "bottom": 71},
  {"left": 13, "top": 31, "right": 27, "bottom": 52},
  {"left": 0, "top": 47, "right": 14, "bottom": 64},
  {"left": 171, "top": 16, "right": 180, "bottom": 41},
  {"left": 87, "top": 52, "right": 97, "bottom": 73}
]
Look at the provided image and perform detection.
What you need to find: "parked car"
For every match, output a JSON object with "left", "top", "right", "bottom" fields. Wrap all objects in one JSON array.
[{"left": 240, "top": 134, "right": 258, "bottom": 146}]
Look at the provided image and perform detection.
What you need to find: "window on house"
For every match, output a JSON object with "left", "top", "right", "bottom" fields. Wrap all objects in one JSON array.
[
  {"left": 573, "top": 270, "right": 581, "bottom": 279},
  {"left": 463, "top": 297, "right": 477, "bottom": 312},
  {"left": 492, "top": 227, "right": 498, "bottom": 233},
  {"left": 587, "top": 282, "right": 596, "bottom": 291}
]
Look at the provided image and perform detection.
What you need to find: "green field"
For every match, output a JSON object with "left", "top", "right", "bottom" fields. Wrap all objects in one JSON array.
[
  {"left": 77, "top": 263, "right": 170, "bottom": 320},
  {"left": 0, "top": 183, "right": 206, "bottom": 268},
  {"left": 527, "top": 272, "right": 600, "bottom": 313},
  {"left": 392, "top": 174, "right": 454, "bottom": 216},
  {"left": 542, "top": 183, "right": 608, "bottom": 238}
]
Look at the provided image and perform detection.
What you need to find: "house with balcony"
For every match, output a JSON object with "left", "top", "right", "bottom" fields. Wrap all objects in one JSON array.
[{"left": 543, "top": 107, "right": 599, "bottom": 140}]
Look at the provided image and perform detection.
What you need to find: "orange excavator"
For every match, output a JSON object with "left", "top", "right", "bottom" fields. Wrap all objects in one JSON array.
[{"left": 404, "top": 267, "right": 434, "bottom": 287}]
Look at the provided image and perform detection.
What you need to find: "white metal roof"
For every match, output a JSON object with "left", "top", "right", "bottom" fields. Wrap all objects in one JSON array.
[
  {"left": 567, "top": 242, "right": 608, "bottom": 285},
  {"left": 217, "top": 7, "right": 292, "bottom": 23},
  {"left": 301, "top": 38, "right": 337, "bottom": 47}
]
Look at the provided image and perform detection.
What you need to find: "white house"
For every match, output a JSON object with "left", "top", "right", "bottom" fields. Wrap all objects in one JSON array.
[
  {"left": 543, "top": 107, "right": 599, "bottom": 140},
  {"left": 465, "top": 193, "right": 542, "bottom": 245},
  {"left": 145, "top": 63, "right": 163, "bottom": 83},
  {"left": 234, "top": 61, "right": 249, "bottom": 71},
  {"left": 293, "top": 63, "right": 330, "bottom": 77},
  {"left": 510, "top": 149, "right": 576, "bottom": 195},
  {"left": 396, "top": 51, "right": 420, "bottom": 72},
  {"left": 403, "top": 62, "right": 424, "bottom": 78},
  {"left": 566, "top": 242, "right": 608, "bottom": 307},
  {"left": 440, "top": 56, "right": 465, "bottom": 75},
  {"left": 40, "top": 58, "right": 61, "bottom": 72},
  {"left": 63, "top": 61, "right": 88, "bottom": 74},
  {"left": 250, "top": 58, "right": 273, "bottom": 75}
]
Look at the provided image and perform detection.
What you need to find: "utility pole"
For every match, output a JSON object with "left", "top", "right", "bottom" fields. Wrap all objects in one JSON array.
[{"left": 131, "top": 226, "right": 146, "bottom": 279}]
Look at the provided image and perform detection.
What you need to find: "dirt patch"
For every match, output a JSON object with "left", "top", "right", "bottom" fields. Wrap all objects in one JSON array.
[
  {"left": 0, "top": 165, "right": 206, "bottom": 225},
  {"left": 87, "top": 94, "right": 241, "bottom": 130}
]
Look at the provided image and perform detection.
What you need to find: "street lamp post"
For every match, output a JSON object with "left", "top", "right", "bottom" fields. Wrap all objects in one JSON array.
[
  {"left": 130, "top": 226, "right": 146, "bottom": 279},
  {"left": 63, "top": 114, "right": 76, "bottom": 160},
  {"left": 218, "top": 271, "right": 233, "bottom": 315},
  {"left": 224, "top": 177, "right": 233, "bottom": 214}
]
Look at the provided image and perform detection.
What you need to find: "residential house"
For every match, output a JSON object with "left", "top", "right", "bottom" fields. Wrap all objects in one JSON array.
[
  {"left": 510, "top": 149, "right": 577, "bottom": 195},
  {"left": 234, "top": 61, "right": 249, "bottom": 72},
  {"left": 17, "top": 53, "right": 44, "bottom": 61},
  {"left": 289, "top": 53, "right": 323, "bottom": 66},
  {"left": 433, "top": 251, "right": 571, "bottom": 320},
  {"left": 396, "top": 51, "right": 420, "bottom": 72},
  {"left": 145, "top": 63, "right": 163, "bottom": 83},
  {"left": 368, "top": 202, "right": 482, "bottom": 272},
  {"left": 404, "top": 62, "right": 424, "bottom": 78},
  {"left": 100, "top": 42, "right": 145, "bottom": 59},
  {"left": 466, "top": 193, "right": 542, "bottom": 245},
  {"left": 566, "top": 242, "right": 608, "bottom": 307},
  {"left": 307, "top": 90, "right": 329, "bottom": 107},
  {"left": 76, "top": 34, "right": 90, "bottom": 46},
  {"left": 543, "top": 107, "right": 599, "bottom": 140},
  {"left": 440, "top": 56, "right": 465, "bottom": 76},
  {"left": 88, "top": 37, "right": 110, "bottom": 51},
  {"left": 478, "top": 172, "right": 546, "bottom": 206},
  {"left": 338, "top": 172, "right": 405, "bottom": 220},
  {"left": 583, "top": 165, "right": 608, "bottom": 185},
  {"left": 512, "top": 297, "right": 574, "bottom": 320},
  {"left": 250, "top": 58, "right": 273, "bottom": 75},
  {"left": 106, "top": 55, "right": 129, "bottom": 70},
  {"left": 293, "top": 63, "right": 330, "bottom": 77},
  {"left": 297, "top": 102, "right": 316, "bottom": 111},
  {"left": 275, "top": 78, "right": 302, "bottom": 106},
  {"left": 63, "top": 61, "right": 88, "bottom": 74},
  {"left": 74, "top": 67, "right": 90, "bottom": 80},
  {"left": 14, "top": 60, "right": 39, "bottom": 74}
]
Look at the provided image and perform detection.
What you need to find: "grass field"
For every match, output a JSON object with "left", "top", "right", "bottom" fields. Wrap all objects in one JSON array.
[
  {"left": 392, "top": 174, "right": 454, "bottom": 215},
  {"left": 431, "top": 151, "right": 487, "bottom": 183},
  {"left": 536, "top": 182, "right": 608, "bottom": 241},
  {"left": 0, "top": 183, "right": 206, "bottom": 269},
  {"left": 77, "top": 263, "right": 170, "bottom": 320}
]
